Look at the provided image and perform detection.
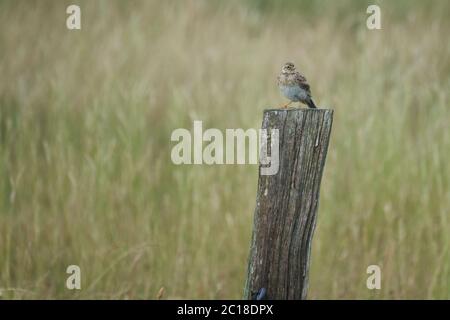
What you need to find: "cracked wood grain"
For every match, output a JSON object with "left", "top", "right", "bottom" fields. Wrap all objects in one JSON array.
[{"left": 244, "top": 108, "right": 333, "bottom": 300}]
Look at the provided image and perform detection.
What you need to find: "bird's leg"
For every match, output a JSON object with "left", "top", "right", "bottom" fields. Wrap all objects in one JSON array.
[{"left": 281, "top": 101, "right": 292, "bottom": 109}]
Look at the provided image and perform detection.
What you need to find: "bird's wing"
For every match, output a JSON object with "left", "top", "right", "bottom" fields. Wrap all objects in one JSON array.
[{"left": 295, "top": 72, "right": 312, "bottom": 96}]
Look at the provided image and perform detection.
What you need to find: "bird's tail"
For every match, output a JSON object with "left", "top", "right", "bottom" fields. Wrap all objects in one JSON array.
[{"left": 307, "top": 98, "right": 317, "bottom": 109}]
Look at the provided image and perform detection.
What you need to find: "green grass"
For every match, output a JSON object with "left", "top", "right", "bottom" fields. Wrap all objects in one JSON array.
[{"left": 0, "top": 0, "right": 449, "bottom": 299}]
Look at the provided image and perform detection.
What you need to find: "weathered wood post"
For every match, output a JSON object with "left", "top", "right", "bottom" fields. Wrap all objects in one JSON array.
[{"left": 244, "top": 108, "right": 333, "bottom": 300}]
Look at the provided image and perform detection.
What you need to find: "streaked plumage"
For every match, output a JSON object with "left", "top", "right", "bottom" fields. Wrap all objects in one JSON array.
[{"left": 277, "top": 62, "right": 317, "bottom": 109}]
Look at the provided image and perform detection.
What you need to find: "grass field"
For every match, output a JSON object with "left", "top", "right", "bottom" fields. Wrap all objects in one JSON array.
[{"left": 0, "top": 0, "right": 449, "bottom": 299}]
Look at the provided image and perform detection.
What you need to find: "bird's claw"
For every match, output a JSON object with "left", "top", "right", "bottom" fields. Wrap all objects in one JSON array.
[{"left": 280, "top": 102, "right": 292, "bottom": 109}]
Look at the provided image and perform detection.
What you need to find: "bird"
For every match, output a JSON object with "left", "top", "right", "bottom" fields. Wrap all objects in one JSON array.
[{"left": 277, "top": 62, "right": 317, "bottom": 109}]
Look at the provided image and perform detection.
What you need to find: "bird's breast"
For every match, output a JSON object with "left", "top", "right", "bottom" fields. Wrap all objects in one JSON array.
[{"left": 279, "top": 84, "right": 307, "bottom": 101}]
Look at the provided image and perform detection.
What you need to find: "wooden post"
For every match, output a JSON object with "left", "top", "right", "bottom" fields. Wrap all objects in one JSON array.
[{"left": 244, "top": 108, "right": 333, "bottom": 300}]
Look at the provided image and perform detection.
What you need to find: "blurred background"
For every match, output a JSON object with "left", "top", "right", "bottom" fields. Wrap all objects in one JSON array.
[{"left": 0, "top": 0, "right": 449, "bottom": 299}]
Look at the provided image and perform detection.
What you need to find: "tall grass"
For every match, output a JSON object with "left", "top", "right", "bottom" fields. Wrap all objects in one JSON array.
[{"left": 0, "top": 0, "right": 449, "bottom": 299}]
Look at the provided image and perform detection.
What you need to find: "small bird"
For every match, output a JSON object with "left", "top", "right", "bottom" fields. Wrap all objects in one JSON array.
[{"left": 277, "top": 62, "right": 317, "bottom": 109}]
